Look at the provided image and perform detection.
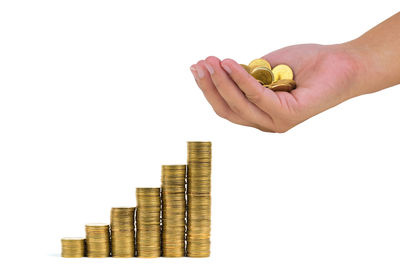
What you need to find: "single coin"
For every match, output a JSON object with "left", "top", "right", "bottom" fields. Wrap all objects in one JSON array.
[
  {"left": 240, "top": 64, "right": 251, "bottom": 73},
  {"left": 256, "top": 79, "right": 265, "bottom": 85},
  {"left": 272, "top": 64, "right": 293, "bottom": 82},
  {"left": 248, "top": 58, "right": 271, "bottom": 71},
  {"left": 265, "top": 79, "right": 296, "bottom": 92},
  {"left": 250, "top": 67, "right": 274, "bottom": 85}
]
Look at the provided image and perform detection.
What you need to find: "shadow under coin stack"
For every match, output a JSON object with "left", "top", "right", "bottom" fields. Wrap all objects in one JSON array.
[
  {"left": 110, "top": 207, "right": 135, "bottom": 257},
  {"left": 161, "top": 165, "right": 186, "bottom": 257},
  {"left": 136, "top": 188, "right": 161, "bottom": 258},
  {"left": 85, "top": 224, "right": 110, "bottom": 258},
  {"left": 61, "top": 238, "right": 85, "bottom": 258},
  {"left": 186, "top": 141, "right": 212, "bottom": 257}
]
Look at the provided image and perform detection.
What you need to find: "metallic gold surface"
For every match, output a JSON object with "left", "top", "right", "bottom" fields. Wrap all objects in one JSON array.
[
  {"left": 61, "top": 238, "right": 85, "bottom": 258},
  {"left": 250, "top": 67, "right": 274, "bottom": 85},
  {"left": 136, "top": 188, "right": 161, "bottom": 258},
  {"left": 161, "top": 165, "right": 186, "bottom": 257},
  {"left": 248, "top": 58, "right": 271, "bottom": 70},
  {"left": 187, "top": 141, "right": 212, "bottom": 257},
  {"left": 110, "top": 207, "right": 135, "bottom": 257},
  {"left": 85, "top": 224, "right": 110, "bottom": 258},
  {"left": 61, "top": 141, "right": 213, "bottom": 259},
  {"left": 265, "top": 79, "right": 297, "bottom": 92},
  {"left": 272, "top": 64, "right": 294, "bottom": 81}
]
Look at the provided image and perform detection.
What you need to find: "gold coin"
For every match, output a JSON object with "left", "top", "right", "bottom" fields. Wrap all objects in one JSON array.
[
  {"left": 256, "top": 79, "right": 265, "bottom": 85},
  {"left": 240, "top": 64, "right": 251, "bottom": 73},
  {"left": 272, "top": 64, "right": 294, "bottom": 82},
  {"left": 250, "top": 67, "right": 274, "bottom": 85},
  {"left": 265, "top": 79, "right": 297, "bottom": 92},
  {"left": 248, "top": 58, "right": 271, "bottom": 70}
]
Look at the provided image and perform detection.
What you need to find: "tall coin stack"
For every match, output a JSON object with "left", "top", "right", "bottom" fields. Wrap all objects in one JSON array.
[
  {"left": 85, "top": 224, "right": 110, "bottom": 258},
  {"left": 186, "top": 141, "right": 212, "bottom": 257},
  {"left": 136, "top": 188, "right": 161, "bottom": 258},
  {"left": 110, "top": 207, "right": 135, "bottom": 257},
  {"left": 161, "top": 165, "right": 186, "bottom": 257},
  {"left": 61, "top": 238, "right": 85, "bottom": 258}
]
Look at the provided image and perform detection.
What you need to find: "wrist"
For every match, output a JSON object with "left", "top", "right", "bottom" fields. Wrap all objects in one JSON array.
[{"left": 336, "top": 40, "right": 373, "bottom": 98}]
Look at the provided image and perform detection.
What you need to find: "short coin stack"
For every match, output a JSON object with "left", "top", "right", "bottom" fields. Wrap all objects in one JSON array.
[
  {"left": 241, "top": 58, "right": 296, "bottom": 92},
  {"left": 161, "top": 165, "right": 186, "bottom": 257},
  {"left": 110, "top": 207, "right": 135, "bottom": 257},
  {"left": 136, "top": 188, "right": 161, "bottom": 258},
  {"left": 61, "top": 238, "right": 85, "bottom": 258},
  {"left": 186, "top": 141, "right": 212, "bottom": 257},
  {"left": 85, "top": 224, "right": 110, "bottom": 258}
]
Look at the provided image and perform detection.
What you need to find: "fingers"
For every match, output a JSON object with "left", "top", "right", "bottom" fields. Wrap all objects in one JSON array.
[
  {"left": 202, "top": 56, "right": 275, "bottom": 131},
  {"left": 190, "top": 60, "right": 252, "bottom": 127},
  {"left": 219, "top": 58, "right": 281, "bottom": 114}
]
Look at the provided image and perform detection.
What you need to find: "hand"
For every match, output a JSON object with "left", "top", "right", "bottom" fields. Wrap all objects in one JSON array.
[{"left": 190, "top": 43, "right": 364, "bottom": 133}]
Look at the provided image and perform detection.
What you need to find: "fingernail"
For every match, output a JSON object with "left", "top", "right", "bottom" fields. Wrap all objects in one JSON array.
[
  {"left": 190, "top": 65, "right": 198, "bottom": 79},
  {"left": 196, "top": 65, "right": 205, "bottom": 79},
  {"left": 221, "top": 62, "right": 231, "bottom": 74},
  {"left": 204, "top": 62, "right": 214, "bottom": 75}
]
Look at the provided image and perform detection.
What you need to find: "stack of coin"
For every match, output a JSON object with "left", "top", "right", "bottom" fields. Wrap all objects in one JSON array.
[
  {"left": 186, "top": 141, "right": 212, "bottom": 257},
  {"left": 240, "top": 58, "right": 296, "bottom": 92},
  {"left": 85, "top": 224, "right": 110, "bottom": 258},
  {"left": 136, "top": 188, "right": 161, "bottom": 258},
  {"left": 161, "top": 165, "right": 186, "bottom": 257},
  {"left": 110, "top": 207, "right": 135, "bottom": 257},
  {"left": 61, "top": 237, "right": 85, "bottom": 258}
]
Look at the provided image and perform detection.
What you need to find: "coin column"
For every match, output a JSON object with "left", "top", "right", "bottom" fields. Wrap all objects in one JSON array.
[
  {"left": 186, "top": 141, "right": 212, "bottom": 257},
  {"left": 110, "top": 207, "right": 135, "bottom": 257},
  {"left": 161, "top": 165, "right": 186, "bottom": 257},
  {"left": 61, "top": 238, "right": 85, "bottom": 258},
  {"left": 136, "top": 188, "right": 161, "bottom": 258},
  {"left": 85, "top": 224, "right": 110, "bottom": 258}
]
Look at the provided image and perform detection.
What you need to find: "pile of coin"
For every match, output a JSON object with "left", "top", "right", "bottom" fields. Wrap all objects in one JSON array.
[
  {"left": 61, "top": 237, "right": 85, "bottom": 258},
  {"left": 240, "top": 58, "right": 296, "bottom": 92},
  {"left": 110, "top": 207, "right": 135, "bottom": 257},
  {"left": 136, "top": 188, "right": 161, "bottom": 258},
  {"left": 186, "top": 141, "right": 212, "bottom": 257},
  {"left": 161, "top": 165, "right": 186, "bottom": 257},
  {"left": 85, "top": 224, "right": 110, "bottom": 258}
]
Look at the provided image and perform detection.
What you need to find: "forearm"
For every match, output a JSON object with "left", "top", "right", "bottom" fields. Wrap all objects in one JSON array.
[{"left": 345, "top": 12, "right": 400, "bottom": 96}]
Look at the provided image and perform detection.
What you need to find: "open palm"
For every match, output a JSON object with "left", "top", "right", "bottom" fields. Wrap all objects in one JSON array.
[{"left": 190, "top": 43, "right": 361, "bottom": 132}]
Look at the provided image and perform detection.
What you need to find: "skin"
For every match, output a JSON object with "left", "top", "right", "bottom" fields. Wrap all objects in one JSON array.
[{"left": 190, "top": 12, "right": 400, "bottom": 133}]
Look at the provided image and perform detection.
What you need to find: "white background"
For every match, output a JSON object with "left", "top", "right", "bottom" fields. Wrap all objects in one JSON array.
[{"left": 0, "top": 1, "right": 399, "bottom": 266}]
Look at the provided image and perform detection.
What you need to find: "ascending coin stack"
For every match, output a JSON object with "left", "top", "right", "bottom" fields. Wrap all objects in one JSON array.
[
  {"left": 136, "top": 188, "right": 161, "bottom": 258},
  {"left": 61, "top": 141, "right": 212, "bottom": 258},
  {"left": 110, "top": 207, "right": 135, "bottom": 257},
  {"left": 161, "top": 165, "right": 186, "bottom": 257},
  {"left": 187, "top": 141, "right": 212, "bottom": 257}
]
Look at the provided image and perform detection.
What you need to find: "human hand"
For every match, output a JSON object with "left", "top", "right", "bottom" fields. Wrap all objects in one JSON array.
[{"left": 190, "top": 43, "right": 364, "bottom": 133}]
